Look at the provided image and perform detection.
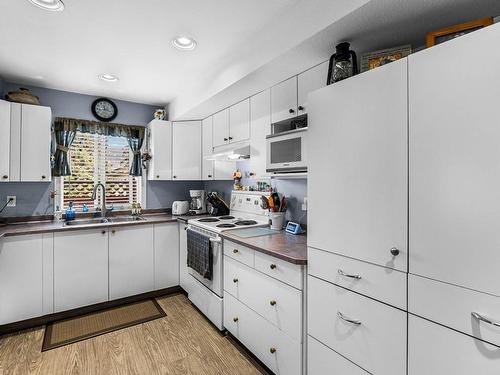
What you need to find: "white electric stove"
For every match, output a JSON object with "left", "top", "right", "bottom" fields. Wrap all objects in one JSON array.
[{"left": 186, "top": 190, "right": 270, "bottom": 330}]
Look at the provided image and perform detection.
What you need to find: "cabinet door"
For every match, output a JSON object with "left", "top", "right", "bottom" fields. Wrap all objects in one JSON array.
[
  {"left": 409, "top": 24, "right": 500, "bottom": 295},
  {"left": 20, "top": 104, "right": 52, "bottom": 182},
  {"left": 172, "top": 121, "right": 201, "bottom": 180},
  {"left": 0, "top": 234, "right": 43, "bottom": 324},
  {"left": 9, "top": 103, "right": 21, "bottom": 181},
  {"left": 109, "top": 225, "right": 154, "bottom": 299},
  {"left": 249, "top": 89, "right": 271, "bottom": 179},
  {"left": 213, "top": 109, "right": 230, "bottom": 148},
  {"left": 202, "top": 116, "right": 214, "bottom": 180},
  {"left": 229, "top": 99, "right": 250, "bottom": 143},
  {"left": 271, "top": 76, "right": 297, "bottom": 123},
  {"left": 54, "top": 229, "right": 108, "bottom": 311},
  {"left": 154, "top": 223, "right": 179, "bottom": 290},
  {"left": 297, "top": 61, "right": 328, "bottom": 115},
  {"left": 308, "top": 59, "right": 408, "bottom": 271},
  {"left": 148, "top": 120, "right": 172, "bottom": 181},
  {"left": 0, "top": 100, "right": 10, "bottom": 182}
]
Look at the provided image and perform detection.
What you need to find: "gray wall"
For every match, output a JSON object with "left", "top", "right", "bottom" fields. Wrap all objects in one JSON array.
[
  {"left": 0, "top": 76, "right": 5, "bottom": 97},
  {"left": 147, "top": 181, "right": 204, "bottom": 209},
  {"left": 3, "top": 82, "right": 156, "bottom": 125}
]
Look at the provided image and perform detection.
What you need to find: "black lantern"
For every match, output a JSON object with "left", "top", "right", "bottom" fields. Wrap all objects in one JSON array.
[{"left": 327, "top": 42, "right": 358, "bottom": 85}]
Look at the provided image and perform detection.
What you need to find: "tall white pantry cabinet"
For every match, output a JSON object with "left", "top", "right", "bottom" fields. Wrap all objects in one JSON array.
[{"left": 308, "top": 23, "right": 500, "bottom": 374}]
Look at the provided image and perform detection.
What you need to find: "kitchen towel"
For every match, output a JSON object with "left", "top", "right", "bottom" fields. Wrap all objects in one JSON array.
[{"left": 186, "top": 229, "right": 213, "bottom": 280}]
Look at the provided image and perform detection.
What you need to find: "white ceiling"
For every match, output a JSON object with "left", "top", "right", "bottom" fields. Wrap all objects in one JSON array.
[{"left": 1, "top": 0, "right": 500, "bottom": 120}]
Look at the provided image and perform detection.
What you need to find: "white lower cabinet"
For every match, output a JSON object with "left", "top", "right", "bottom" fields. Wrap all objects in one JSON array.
[
  {"left": 308, "top": 275, "right": 407, "bottom": 375},
  {"left": 154, "top": 223, "right": 179, "bottom": 289},
  {"left": 409, "top": 315, "right": 500, "bottom": 374},
  {"left": 308, "top": 335, "right": 368, "bottom": 375},
  {"left": 54, "top": 229, "right": 109, "bottom": 312},
  {"left": 109, "top": 225, "right": 154, "bottom": 300},
  {"left": 224, "top": 292, "right": 302, "bottom": 375},
  {"left": 0, "top": 234, "right": 48, "bottom": 325}
]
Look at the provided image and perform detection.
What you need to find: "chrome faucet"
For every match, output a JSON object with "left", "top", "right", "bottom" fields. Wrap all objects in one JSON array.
[{"left": 92, "top": 183, "right": 108, "bottom": 221}]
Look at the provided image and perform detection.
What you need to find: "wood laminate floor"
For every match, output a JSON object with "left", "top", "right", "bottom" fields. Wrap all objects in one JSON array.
[{"left": 0, "top": 294, "right": 266, "bottom": 375}]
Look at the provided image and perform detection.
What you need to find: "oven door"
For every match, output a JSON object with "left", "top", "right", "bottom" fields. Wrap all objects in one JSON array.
[
  {"left": 188, "top": 236, "right": 223, "bottom": 298},
  {"left": 266, "top": 129, "right": 307, "bottom": 173}
]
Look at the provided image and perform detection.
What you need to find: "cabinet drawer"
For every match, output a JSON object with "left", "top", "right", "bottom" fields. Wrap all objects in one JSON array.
[
  {"left": 224, "top": 240, "right": 254, "bottom": 267},
  {"left": 308, "top": 335, "right": 369, "bottom": 375},
  {"left": 254, "top": 251, "right": 303, "bottom": 289},
  {"left": 224, "top": 292, "right": 302, "bottom": 375},
  {"left": 308, "top": 276, "right": 406, "bottom": 375},
  {"left": 308, "top": 247, "right": 406, "bottom": 309},
  {"left": 409, "top": 315, "right": 500, "bottom": 374},
  {"left": 409, "top": 274, "right": 500, "bottom": 347},
  {"left": 224, "top": 256, "right": 302, "bottom": 341}
]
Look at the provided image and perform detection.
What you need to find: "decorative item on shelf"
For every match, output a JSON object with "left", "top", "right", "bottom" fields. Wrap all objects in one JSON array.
[
  {"left": 91, "top": 98, "right": 118, "bottom": 122},
  {"left": 327, "top": 42, "right": 358, "bottom": 85},
  {"left": 141, "top": 152, "right": 152, "bottom": 169},
  {"left": 154, "top": 109, "right": 166, "bottom": 120},
  {"left": 426, "top": 17, "right": 493, "bottom": 47},
  {"left": 5, "top": 87, "right": 40, "bottom": 105},
  {"left": 233, "top": 170, "right": 243, "bottom": 191},
  {"left": 360, "top": 45, "right": 412, "bottom": 72}
]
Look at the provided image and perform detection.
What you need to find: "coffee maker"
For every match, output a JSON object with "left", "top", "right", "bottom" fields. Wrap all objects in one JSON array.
[{"left": 189, "top": 190, "right": 207, "bottom": 214}]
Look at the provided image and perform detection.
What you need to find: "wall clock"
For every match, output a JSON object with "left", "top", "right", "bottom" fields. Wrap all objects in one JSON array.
[{"left": 91, "top": 98, "right": 118, "bottom": 122}]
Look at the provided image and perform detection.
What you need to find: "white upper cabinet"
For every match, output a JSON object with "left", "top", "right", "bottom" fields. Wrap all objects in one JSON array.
[
  {"left": 229, "top": 99, "right": 250, "bottom": 143},
  {"left": 213, "top": 108, "right": 230, "bottom": 148},
  {"left": 147, "top": 120, "right": 172, "bottom": 181},
  {"left": 249, "top": 89, "right": 271, "bottom": 179},
  {"left": 172, "top": 121, "right": 201, "bottom": 180},
  {"left": 271, "top": 76, "right": 298, "bottom": 124},
  {"left": 202, "top": 116, "right": 214, "bottom": 180},
  {"left": 0, "top": 100, "right": 51, "bottom": 183},
  {"left": 409, "top": 23, "right": 500, "bottom": 295},
  {"left": 20, "top": 103, "right": 52, "bottom": 182},
  {"left": 0, "top": 100, "right": 10, "bottom": 182},
  {"left": 297, "top": 61, "right": 328, "bottom": 115},
  {"left": 308, "top": 59, "right": 408, "bottom": 272}
]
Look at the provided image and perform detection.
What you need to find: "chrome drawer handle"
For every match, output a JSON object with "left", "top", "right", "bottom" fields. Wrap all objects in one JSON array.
[
  {"left": 337, "top": 311, "right": 361, "bottom": 325},
  {"left": 472, "top": 312, "right": 500, "bottom": 328},
  {"left": 338, "top": 269, "right": 362, "bottom": 280}
]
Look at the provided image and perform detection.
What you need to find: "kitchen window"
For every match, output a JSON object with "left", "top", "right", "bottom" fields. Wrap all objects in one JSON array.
[{"left": 55, "top": 132, "right": 142, "bottom": 210}]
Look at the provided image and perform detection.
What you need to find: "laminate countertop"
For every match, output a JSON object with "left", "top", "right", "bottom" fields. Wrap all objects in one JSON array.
[
  {"left": 221, "top": 229, "right": 307, "bottom": 265},
  {"left": 0, "top": 213, "right": 179, "bottom": 239}
]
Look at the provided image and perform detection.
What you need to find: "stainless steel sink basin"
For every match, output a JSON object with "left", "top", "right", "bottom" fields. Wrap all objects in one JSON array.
[
  {"left": 64, "top": 218, "right": 110, "bottom": 226},
  {"left": 64, "top": 216, "right": 145, "bottom": 226}
]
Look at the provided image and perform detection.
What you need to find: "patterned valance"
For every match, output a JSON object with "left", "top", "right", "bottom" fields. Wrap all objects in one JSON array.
[{"left": 54, "top": 117, "right": 145, "bottom": 138}]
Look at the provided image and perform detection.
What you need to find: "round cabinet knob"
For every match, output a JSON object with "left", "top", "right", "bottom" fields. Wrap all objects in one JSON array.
[
  {"left": 270, "top": 300, "right": 277, "bottom": 306},
  {"left": 390, "top": 247, "right": 400, "bottom": 256},
  {"left": 233, "top": 317, "right": 239, "bottom": 322},
  {"left": 270, "top": 264, "right": 277, "bottom": 270},
  {"left": 289, "top": 108, "right": 295, "bottom": 114},
  {"left": 156, "top": 175, "right": 160, "bottom": 179},
  {"left": 208, "top": 175, "right": 212, "bottom": 178},
  {"left": 112, "top": 230, "right": 115, "bottom": 234},
  {"left": 41, "top": 175, "right": 46, "bottom": 179},
  {"left": 298, "top": 105, "right": 304, "bottom": 111},
  {"left": 269, "top": 347, "right": 276, "bottom": 354},
  {"left": 229, "top": 136, "right": 233, "bottom": 140},
  {"left": 233, "top": 278, "right": 239, "bottom": 283},
  {"left": 233, "top": 249, "right": 239, "bottom": 254},
  {"left": 249, "top": 172, "right": 255, "bottom": 177},
  {"left": 101, "top": 230, "right": 106, "bottom": 234},
  {"left": 224, "top": 138, "right": 228, "bottom": 141},
  {"left": 2, "top": 175, "right": 7, "bottom": 179}
]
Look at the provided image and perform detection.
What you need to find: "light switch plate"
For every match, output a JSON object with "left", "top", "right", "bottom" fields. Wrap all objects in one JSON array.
[{"left": 6, "top": 196, "right": 16, "bottom": 207}]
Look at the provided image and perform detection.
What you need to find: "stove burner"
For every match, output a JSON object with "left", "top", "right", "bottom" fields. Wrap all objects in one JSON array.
[
  {"left": 216, "top": 223, "right": 237, "bottom": 228},
  {"left": 198, "top": 218, "right": 220, "bottom": 223},
  {"left": 218, "top": 216, "right": 235, "bottom": 220},
  {"left": 234, "top": 220, "right": 258, "bottom": 226}
]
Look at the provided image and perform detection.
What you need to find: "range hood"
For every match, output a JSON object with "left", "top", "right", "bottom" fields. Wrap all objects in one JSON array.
[{"left": 205, "top": 142, "right": 250, "bottom": 162}]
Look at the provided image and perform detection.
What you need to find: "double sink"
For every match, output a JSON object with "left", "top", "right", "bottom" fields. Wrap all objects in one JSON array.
[{"left": 64, "top": 216, "right": 145, "bottom": 226}]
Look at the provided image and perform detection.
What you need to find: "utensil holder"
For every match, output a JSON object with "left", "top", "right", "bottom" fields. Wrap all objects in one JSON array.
[{"left": 269, "top": 212, "right": 285, "bottom": 231}]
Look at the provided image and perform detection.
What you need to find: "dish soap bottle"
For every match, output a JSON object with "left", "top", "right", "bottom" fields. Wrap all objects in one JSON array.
[{"left": 65, "top": 202, "right": 76, "bottom": 221}]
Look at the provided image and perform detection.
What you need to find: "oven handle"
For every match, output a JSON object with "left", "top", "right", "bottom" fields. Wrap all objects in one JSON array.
[{"left": 209, "top": 237, "right": 222, "bottom": 244}]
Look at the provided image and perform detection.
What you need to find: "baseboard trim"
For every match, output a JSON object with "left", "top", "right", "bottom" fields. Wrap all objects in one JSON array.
[{"left": 0, "top": 285, "right": 186, "bottom": 336}]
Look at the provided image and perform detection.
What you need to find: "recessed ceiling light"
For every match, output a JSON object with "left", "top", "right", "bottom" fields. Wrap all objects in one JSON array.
[
  {"left": 171, "top": 36, "right": 197, "bottom": 51},
  {"left": 98, "top": 73, "right": 119, "bottom": 82},
  {"left": 28, "top": 0, "right": 65, "bottom": 11}
]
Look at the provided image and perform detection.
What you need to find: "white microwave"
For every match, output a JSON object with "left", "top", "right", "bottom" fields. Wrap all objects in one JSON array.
[{"left": 266, "top": 128, "right": 307, "bottom": 173}]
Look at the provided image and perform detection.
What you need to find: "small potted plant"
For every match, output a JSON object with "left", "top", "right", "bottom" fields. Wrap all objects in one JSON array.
[{"left": 233, "top": 170, "right": 243, "bottom": 190}]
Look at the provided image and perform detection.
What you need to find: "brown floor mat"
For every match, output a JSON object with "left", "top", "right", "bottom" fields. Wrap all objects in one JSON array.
[{"left": 42, "top": 299, "right": 166, "bottom": 351}]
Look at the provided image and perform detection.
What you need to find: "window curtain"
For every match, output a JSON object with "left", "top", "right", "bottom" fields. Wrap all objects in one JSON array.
[{"left": 53, "top": 117, "right": 145, "bottom": 176}]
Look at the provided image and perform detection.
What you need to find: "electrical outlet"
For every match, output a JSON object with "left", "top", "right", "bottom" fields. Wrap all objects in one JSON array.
[
  {"left": 301, "top": 197, "right": 308, "bottom": 211},
  {"left": 6, "top": 196, "right": 16, "bottom": 207}
]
